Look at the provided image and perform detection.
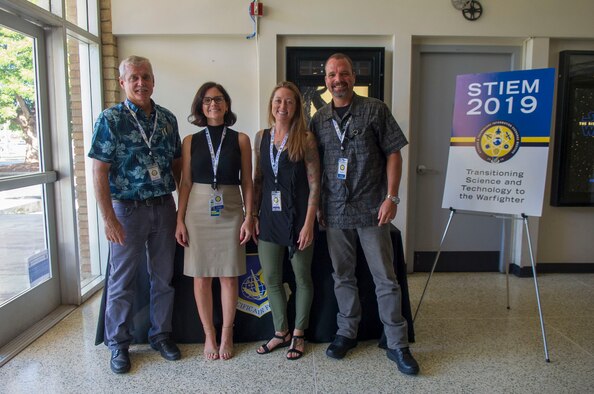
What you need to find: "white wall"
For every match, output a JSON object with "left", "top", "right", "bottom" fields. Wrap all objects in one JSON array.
[
  {"left": 117, "top": 36, "right": 258, "bottom": 140},
  {"left": 111, "top": 0, "right": 594, "bottom": 265}
]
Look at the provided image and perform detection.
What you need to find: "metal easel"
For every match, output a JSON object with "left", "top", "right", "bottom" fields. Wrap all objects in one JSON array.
[{"left": 413, "top": 207, "right": 550, "bottom": 362}]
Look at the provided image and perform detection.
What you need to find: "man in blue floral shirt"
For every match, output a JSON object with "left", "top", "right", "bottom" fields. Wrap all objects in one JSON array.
[
  {"left": 89, "top": 55, "right": 182, "bottom": 374},
  {"left": 309, "top": 53, "right": 419, "bottom": 375}
]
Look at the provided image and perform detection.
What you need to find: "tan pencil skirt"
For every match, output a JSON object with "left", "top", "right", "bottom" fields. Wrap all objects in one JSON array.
[{"left": 183, "top": 183, "right": 246, "bottom": 277}]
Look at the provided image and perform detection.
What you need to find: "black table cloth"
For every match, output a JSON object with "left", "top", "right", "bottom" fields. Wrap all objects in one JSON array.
[{"left": 96, "top": 225, "right": 414, "bottom": 345}]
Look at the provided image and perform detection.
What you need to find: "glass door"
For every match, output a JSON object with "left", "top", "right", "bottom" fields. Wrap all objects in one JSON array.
[{"left": 0, "top": 11, "right": 60, "bottom": 349}]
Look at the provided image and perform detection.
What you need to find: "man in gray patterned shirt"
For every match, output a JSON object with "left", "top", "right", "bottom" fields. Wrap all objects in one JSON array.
[{"left": 309, "top": 53, "right": 419, "bottom": 375}]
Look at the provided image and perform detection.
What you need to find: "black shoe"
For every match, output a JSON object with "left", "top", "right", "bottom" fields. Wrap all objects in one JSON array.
[
  {"left": 150, "top": 338, "right": 181, "bottom": 361},
  {"left": 110, "top": 348, "right": 131, "bottom": 374},
  {"left": 387, "top": 347, "right": 420, "bottom": 375},
  {"left": 326, "top": 334, "right": 357, "bottom": 359}
]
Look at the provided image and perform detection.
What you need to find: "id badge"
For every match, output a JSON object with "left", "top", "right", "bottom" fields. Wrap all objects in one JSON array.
[
  {"left": 209, "top": 190, "right": 224, "bottom": 216},
  {"left": 337, "top": 158, "right": 348, "bottom": 180},
  {"left": 147, "top": 163, "right": 162, "bottom": 182},
  {"left": 271, "top": 190, "right": 282, "bottom": 212},
  {"left": 209, "top": 202, "right": 221, "bottom": 217}
]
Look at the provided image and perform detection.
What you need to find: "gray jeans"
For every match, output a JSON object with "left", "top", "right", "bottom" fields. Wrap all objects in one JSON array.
[
  {"left": 326, "top": 225, "right": 409, "bottom": 349},
  {"left": 105, "top": 198, "right": 177, "bottom": 350}
]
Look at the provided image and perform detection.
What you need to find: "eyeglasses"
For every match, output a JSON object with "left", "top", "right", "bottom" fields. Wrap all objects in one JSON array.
[{"left": 203, "top": 96, "right": 225, "bottom": 105}]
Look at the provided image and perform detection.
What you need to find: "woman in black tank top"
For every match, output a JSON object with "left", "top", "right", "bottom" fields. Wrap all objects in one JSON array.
[
  {"left": 252, "top": 81, "right": 320, "bottom": 360},
  {"left": 176, "top": 82, "right": 254, "bottom": 361}
]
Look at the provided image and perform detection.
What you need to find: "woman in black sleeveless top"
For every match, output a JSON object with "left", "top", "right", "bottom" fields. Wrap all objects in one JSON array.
[
  {"left": 253, "top": 81, "right": 320, "bottom": 360},
  {"left": 176, "top": 82, "right": 253, "bottom": 360}
]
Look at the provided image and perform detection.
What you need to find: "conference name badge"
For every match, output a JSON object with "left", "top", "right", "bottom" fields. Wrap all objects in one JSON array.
[
  {"left": 271, "top": 190, "right": 282, "bottom": 212},
  {"left": 337, "top": 157, "right": 348, "bottom": 179},
  {"left": 209, "top": 190, "right": 224, "bottom": 216},
  {"left": 147, "top": 163, "right": 162, "bottom": 183}
]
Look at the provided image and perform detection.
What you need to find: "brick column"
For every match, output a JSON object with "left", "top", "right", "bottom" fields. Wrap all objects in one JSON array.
[{"left": 100, "top": 0, "right": 119, "bottom": 108}]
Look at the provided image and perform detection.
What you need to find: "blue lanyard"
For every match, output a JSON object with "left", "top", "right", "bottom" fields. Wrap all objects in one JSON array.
[{"left": 205, "top": 126, "right": 227, "bottom": 189}]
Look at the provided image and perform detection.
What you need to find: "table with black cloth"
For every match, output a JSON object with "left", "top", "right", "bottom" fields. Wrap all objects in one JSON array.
[{"left": 95, "top": 225, "right": 414, "bottom": 346}]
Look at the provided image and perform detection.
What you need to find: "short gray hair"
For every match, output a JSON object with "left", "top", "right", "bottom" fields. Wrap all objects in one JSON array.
[{"left": 118, "top": 55, "right": 153, "bottom": 80}]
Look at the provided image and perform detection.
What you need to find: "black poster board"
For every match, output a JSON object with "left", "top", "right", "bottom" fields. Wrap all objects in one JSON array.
[{"left": 551, "top": 50, "right": 594, "bottom": 206}]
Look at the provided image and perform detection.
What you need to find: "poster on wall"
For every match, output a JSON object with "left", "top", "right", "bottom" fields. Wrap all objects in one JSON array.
[
  {"left": 551, "top": 50, "right": 594, "bottom": 206},
  {"left": 441, "top": 68, "right": 556, "bottom": 217}
]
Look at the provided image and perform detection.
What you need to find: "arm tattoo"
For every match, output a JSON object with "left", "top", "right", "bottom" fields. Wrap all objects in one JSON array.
[{"left": 304, "top": 133, "right": 320, "bottom": 208}]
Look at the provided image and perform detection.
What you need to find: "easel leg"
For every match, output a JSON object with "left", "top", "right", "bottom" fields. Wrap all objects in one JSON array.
[
  {"left": 505, "top": 254, "right": 510, "bottom": 310},
  {"left": 413, "top": 208, "right": 456, "bottom": 322},
  {"left": 501, "top": 218, "right": 510, "bottom": 309},
  {"left": 522, "top": 214, "right": 551, "bottom": 362}
]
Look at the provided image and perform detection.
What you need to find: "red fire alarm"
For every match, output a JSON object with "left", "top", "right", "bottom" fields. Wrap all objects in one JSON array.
[{"left": 249, "top": 2, "right": 263, "bottom": 16}]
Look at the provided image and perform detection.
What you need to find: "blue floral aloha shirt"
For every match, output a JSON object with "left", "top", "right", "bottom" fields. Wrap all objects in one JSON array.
[{"left": 88, "top": 99, "right": 182, "bottom": 200}]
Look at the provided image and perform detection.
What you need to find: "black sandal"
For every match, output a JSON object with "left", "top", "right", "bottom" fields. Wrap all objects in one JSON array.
[
  {"left": 257, "top": 331, "right": 291, "bottom": 355},
  {"left": 286, "top": 335, "right": 305, "bottom": 360}
]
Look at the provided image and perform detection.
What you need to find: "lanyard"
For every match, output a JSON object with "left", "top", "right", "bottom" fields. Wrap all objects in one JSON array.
[
  {"left": 269, "top": 127, "right": 289, "bottom": 189},
  {"left": 125, "top": 101, "right": 159, "bottom": 153},
  {"left": 205, "top": 126, "right": 227, "bottom": 189},
  {"left": 332, "top": 117, "right": 351, "bottom": 150}
]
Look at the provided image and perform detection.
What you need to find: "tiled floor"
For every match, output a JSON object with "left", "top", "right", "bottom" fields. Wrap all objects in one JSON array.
[{"left": 1, "top": 272, "right": 593, "bottom": 393}]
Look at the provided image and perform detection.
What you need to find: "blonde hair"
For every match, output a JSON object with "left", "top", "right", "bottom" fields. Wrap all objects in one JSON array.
[{"left": 267, "top": 81, "right": 308, "bottom": 162}]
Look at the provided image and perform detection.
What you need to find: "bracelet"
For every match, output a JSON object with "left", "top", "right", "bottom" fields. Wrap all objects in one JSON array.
[{"left": 386, "top": 194, "right": 400, "bottom": 205}]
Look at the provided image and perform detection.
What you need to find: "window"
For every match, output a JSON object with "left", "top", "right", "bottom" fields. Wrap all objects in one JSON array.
[
  {"left": 66, "top": 34, "right": 103, "bottom": 289},
  {"left": 0, "top": 0, "right": 103, "bottom": 353},
  {"left": 0, "top": 23, "right": 53, "bottom": 306}
]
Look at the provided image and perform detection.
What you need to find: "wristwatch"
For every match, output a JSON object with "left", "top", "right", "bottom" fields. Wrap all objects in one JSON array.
[{"left": 386, "top": 194, "right": 400, "bottom": 205}]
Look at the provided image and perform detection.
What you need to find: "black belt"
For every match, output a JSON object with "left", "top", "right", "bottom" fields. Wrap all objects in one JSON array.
[{"left": 114, "top": 194, "right": 173, "bottom": 207}]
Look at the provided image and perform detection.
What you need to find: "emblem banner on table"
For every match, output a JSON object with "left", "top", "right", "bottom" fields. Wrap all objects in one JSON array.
[
  {"left": 442, "top": 68, "right": 556, "bottom": 216},
  {"left": 237, "top": 254, "right": 271, "bottom": 317}
]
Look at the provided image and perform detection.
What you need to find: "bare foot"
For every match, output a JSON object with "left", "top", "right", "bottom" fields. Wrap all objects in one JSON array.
[
  {"left": 219, "top": 326, "right": 234, "bottom": 360},
  {"left": 203, "top": 326, "right": 219, "bottom": 361}
]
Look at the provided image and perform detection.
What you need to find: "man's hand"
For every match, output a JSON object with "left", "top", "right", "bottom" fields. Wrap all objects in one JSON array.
[
  {"left": 105, "top": 216, "right": 125, "bottom": 245},
  {"left": 377, "top": 199, "right": 397, "bottom": 226},
  {"left": 316, "top": 208, "right": 326, "bottom": 228}
]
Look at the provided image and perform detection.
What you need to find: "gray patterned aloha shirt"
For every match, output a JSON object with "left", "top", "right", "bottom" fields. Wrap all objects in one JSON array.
[
  {"left": 309, "top": 94, "right": 408, "bottom": 228},
  {"left": 88, "top": 99, "right": 181, "bottom": 200}
]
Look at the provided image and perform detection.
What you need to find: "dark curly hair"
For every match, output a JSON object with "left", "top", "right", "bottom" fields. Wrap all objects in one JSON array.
[{"left": 188, "top": 82, "right": 237, "bottom": 127}]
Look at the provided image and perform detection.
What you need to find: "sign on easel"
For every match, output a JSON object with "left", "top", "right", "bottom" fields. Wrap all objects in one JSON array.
[{"left": 442, "top": 68, "right": 556, "bottom": 216}]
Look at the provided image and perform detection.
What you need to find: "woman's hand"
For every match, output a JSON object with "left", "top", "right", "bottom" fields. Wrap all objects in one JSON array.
[
  {"left": 239, "top": 216, "right": 253, "bottom": 245},
  {"left": 175, "top": 221, "right": 189, "bottom": 247},
  {"left": 251, "top": 216, "right": 260, "bottom": 244},
  {"left": 297, "top": 223, "right": 314, "bottom": 251}
]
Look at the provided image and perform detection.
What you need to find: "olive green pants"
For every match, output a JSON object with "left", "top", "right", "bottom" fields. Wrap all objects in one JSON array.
[{"left": 258, "top": 240, "right": 314, "bottom": 332}]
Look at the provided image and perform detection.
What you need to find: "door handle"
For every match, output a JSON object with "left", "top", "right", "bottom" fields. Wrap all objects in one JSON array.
[{"left": 416, "top": 164, "right": 438, "bottom": 175}]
